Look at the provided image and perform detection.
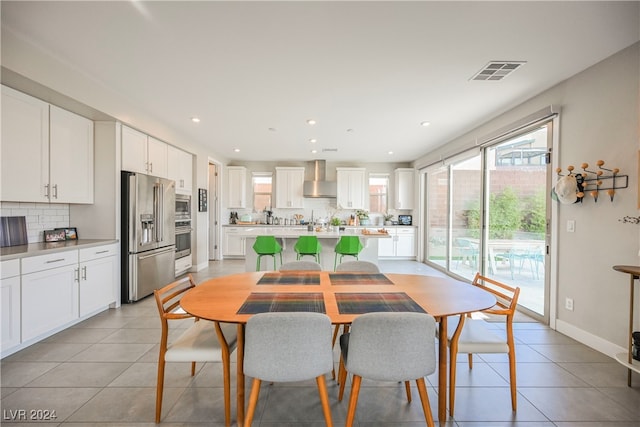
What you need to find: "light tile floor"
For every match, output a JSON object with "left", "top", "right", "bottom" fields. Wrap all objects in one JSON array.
[{"left": 2, "top": 260, "right": 639, "bottom": 426}]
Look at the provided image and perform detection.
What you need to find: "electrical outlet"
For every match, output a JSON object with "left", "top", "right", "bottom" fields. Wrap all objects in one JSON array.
[
  {"left": 565, "top": 298, "right": 574, "bottom": 311},
  {"left": 566, "top": 220, "right": 575, "bottom": 233}
]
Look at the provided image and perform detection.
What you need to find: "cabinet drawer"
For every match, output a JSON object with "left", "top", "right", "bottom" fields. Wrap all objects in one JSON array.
[
  {"left": 22, "top": 250, "right": 78, "bottom": 275},
  {"left": 79, "top": 243, "right": 118, "bottom": 262},
  {"left": 0, "top": 259, "right": 20, "bottom": 279},
  {"left": 395, "top": 228, "right": 415, "bottom": 235}
]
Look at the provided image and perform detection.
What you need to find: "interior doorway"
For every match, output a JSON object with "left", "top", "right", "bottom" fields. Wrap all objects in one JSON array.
[{"left": 208, "top": 162, "right": 220, "bottom": 260}]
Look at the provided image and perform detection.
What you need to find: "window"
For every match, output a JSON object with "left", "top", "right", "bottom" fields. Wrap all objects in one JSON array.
[
  {"left": 252, "top": 173, "right": 272, "bottom": 212},
  {"left": 369, "top": 174, "right": 389, "bottom": 214}
]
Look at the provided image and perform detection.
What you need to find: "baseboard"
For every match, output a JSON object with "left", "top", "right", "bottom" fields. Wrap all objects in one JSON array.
[
  {"left": 194, "top": 260, "right": 209, "bottom": 271},
  {"left": 555, "top": 319, "right": 626, "bottom": 359}
]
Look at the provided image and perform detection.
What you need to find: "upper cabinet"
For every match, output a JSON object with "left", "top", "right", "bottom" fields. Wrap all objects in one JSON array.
[
  {"left": 275, "top": 167, "right": 304, "bottom": 209},
  {"left": 168, "top": 145, "right": 193, "bottom": 194},
  {"left": 1, "top": 86, "right": 94, "bottom": 204},
  {"left": 394, "top": 168, "right": 415, "bottom": 210},
  {"left": 121, "top": 125, "right": 168, "bottom": 178},
  {"left": 227, "top": 166, "right": 247, "bottom": 209},
  {"left": 336, "top": 167, "right": 366, "bottom": 209}
]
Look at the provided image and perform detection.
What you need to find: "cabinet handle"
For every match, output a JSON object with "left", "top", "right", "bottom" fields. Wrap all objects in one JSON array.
[
  {"left": 44, "top": 184, "right": 50, "bottom": 198},
  {"left": 82, "top": 266, "right": 87, "bottom": 280},
  {"left": 74, "top": 268, "right": 80, "bottom": 282},
  {"left": 53, "top": 184, "right": 58, "bottom": 199},
  {"left": 46, "top": 258, "right": 65, "bottom": 264},
  {"left": 149, "top": 162, "right": 153, "bottom": 173},
  {"left": 95, "top": 250, "right": 109, "bottom": 254}
]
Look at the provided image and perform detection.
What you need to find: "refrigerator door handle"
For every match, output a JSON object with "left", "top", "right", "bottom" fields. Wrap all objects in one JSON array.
[{"left": 156, "top": 183, "right": 164, "bottom": 242}]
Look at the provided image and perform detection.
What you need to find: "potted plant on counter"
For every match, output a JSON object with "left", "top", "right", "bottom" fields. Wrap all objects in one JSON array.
[
  {"left": 355, "top": 209, "right": 370, "bottom": 225},
  {"left": 330, "top": 217, "right": 341, "bottom": 232},
  {"left": 383, "top": 213, "right": 394, "bottom": 226}
]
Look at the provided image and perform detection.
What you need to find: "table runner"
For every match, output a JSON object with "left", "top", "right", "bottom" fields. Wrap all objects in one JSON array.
[
  {"left": 237, "top": 292, "right": 326, "bottom": 314},
  {"left": 329, "top": 273, "right": 394, "bottom": 285},
  {"left": 335, "top": 292, "right": 426, "bottom": 314},
  {"left": 257, "top": 272, "right": 320, "bottom": 285}
]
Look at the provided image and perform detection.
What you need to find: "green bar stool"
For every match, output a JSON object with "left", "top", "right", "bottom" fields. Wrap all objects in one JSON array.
[
  {"left": 253, "top": 236, "right": 283, "bottom": 271},
  {"left": 294, "top": 236, "right": 322, "bottom": 263},
  {"left": 334, "top": 236, "right": 364, "bottom": 270}
]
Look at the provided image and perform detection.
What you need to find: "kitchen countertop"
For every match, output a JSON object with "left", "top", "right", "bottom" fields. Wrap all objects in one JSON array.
[
  {"left": 1, "top": 239, "right": 119, "bottom": 261},
  {"left": 230, "top": 227, "right": 392, "bottom": 239},
  {"left": 223, "top": 224, "right": 416, "bottom": 228}
]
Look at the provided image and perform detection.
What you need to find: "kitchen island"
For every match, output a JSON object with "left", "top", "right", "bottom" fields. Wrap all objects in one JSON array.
[{"left": 235, "top": 227, "right": 390, "bottom": 271}]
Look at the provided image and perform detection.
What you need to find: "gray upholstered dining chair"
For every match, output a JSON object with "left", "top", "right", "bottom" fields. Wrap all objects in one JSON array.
[
  {"left": 154, "top": 274, "right": 238, "bottom": 426},
  {"left": 279, "top": 260, "right": 323, "bottom": 271},
  {"left": 243, "top": 312, "right": 334, "bottom": 427},
  {"left": 338, "top": 312, "right": 437, "bottom": 427},
  {"left": 334, "top": 260, "right": 380, "bottom": 272}
]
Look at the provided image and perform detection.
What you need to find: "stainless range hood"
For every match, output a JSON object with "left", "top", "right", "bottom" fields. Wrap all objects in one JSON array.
[{"left": 303, "top": 160, "right": 336, "bottom": 198}]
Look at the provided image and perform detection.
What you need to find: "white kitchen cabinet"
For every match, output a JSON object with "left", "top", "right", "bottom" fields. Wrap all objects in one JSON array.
[
  {"left": 1, "top": 86, "right": 94, "bottom": 203},
  {"left": 275, "top": 167, "right": 305, "bottom": 208},
  {"left": 1, "top": 259, "right": 21, "bottom": 354},
  {"left": 223, "top": 227, "right": 246, "bottom": 258},
  {"left": 337, "top": 168, "right": 366, "bottom": 209},
  {"left": 378, "top": 227, "right": 416, "bottom": 259},
  {"left": 79, "top": 244, "right": 117, "bottom": 317},
  {"left": 122, "top": 125, "right": 168, "bottom": 177},
  {"left": 227, "top": 166, "right": 247, "bottom": 209},
  {"left": 21, "top": 250, "right": 79, "bottom": 342},
  {"left": 168, "top": 145, "right": 193, "bottom": 194},
  {"left": 394, "top": 168, "right": 415, "bottom": 210}
]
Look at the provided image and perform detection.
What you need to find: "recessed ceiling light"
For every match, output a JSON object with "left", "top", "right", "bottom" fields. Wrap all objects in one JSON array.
[
  {"left": 420, "top": 121, "right": 431, "bottom": 127},
  {"left": 311, "top": 149, "right": 318, "bottom": 154},
  {"left": 191, "top": 117, "right": 200, "bottom": 123},
  {"left": 233, "top": 148, "right": 240, "bottom": 153},
  {"left": 306, "top": 119, "right": 317, "bottom": 125},
  {"left": 309, "top": 138, "right": 317, "bottom": 143},
  {"left": 388, "top": 151, "right": 394, "bottom": 155}
]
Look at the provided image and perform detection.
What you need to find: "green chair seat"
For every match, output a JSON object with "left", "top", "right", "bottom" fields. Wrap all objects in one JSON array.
[
  {"left": 334, "top": 236, "right": 364, "bottom": 270},
  {"left": 253, "top": 236, "right": 283, "bottom": 271},
  {"left": 294, "top": 236, "right": 322, "bottom": 263}
]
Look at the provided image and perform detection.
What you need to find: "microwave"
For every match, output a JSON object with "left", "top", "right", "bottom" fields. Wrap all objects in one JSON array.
[
  {"left": 398, "top": 215, "right": 412, "bottom": 226},
  {"left": 175, "top": 194, "right": 191, "bottom": 220}
]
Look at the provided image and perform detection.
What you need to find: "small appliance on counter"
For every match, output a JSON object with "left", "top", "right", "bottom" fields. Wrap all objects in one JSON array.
[{"left": 398, "top": 215, "right": 413, "bottom": 226}]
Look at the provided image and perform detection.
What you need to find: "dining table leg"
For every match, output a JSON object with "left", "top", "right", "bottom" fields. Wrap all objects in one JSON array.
[
  {"left": 438, "top": 316, "right": 448, "bottom": 423},
  {"left": 237, "top": 323, "right": 245, "bottom": 425}
]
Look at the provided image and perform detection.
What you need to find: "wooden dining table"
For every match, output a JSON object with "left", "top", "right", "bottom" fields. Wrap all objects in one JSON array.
[{"left": 180, "top": 271, "right": 496, "bottom": 424}]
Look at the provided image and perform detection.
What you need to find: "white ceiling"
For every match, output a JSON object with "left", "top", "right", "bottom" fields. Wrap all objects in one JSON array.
[{"left": 2, "top": 1, "right": 639, "bottom": 163}]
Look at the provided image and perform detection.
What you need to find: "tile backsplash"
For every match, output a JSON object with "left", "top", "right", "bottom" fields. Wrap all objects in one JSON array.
[{"left": 0, "top": 202, "right": 70, "bottom": 243}]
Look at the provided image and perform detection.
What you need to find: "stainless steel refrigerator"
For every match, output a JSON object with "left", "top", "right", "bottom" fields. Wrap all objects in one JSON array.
[{"left": 121, "top": 171, "right": 176, "bottom": 303}]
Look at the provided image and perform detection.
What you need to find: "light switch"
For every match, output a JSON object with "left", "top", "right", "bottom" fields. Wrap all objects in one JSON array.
[{"left": 566, "top": 220, "right": 575, "bottom": 233}]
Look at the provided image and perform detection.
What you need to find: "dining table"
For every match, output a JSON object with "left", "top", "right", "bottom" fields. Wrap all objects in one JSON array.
[{"left": 180, "top": 270, "right": 497, "bottom": 424}]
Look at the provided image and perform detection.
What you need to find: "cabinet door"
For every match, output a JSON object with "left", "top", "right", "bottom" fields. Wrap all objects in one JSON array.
[
  {"left": 1, "top": 276, "right": 21, "bottom": 353},
  {"left": 378, "top": 231, "right": 396, "bottom": 257},
  {"left": 168, "top": 145, "right": 193, "bottom": 194},
  {"left": 275, "top": 168, "right": 304, "bottom": 208},
  {"left": 227, "top": 167, "right": 247, "bottom": 208},
  {"left": 147, "top": 136, "right": 168, "bottom": 178},
  {"left": 223, "top": 228, "right": 245, "bottom": 257},
  {"left": 49, "top": 105, "right": 94, "bottom": 203},
  {"left": 395, "top": 168, "right": 415, "bottom": 210},
  {"left": 22, "top": 264, "right": 79, "bottom": 342},
  {"left": 395, "top": 228, "right": 416, "bottom": 257},
  {"left": 121, "top": 126, "right": 148, "bottom": 174},
  {"left": 80, "top": 255, "right": 116, "bottom": 317},
  {"left": 337, "top": 168, "right": 366, "bottom": 209},
  {"left": 1, "top": 85, "right": 49, "bottom": 202}
]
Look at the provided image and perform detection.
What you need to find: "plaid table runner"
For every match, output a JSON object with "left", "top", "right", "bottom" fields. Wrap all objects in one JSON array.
[
  {"left": 237, "top": 292, "right": 326, "bottom": 314},
  {"left": 257, "top": 272, "right": 321, "bottom": 285},
  {"left": 329, "top": 273, "right": 394, "bottom": 285},
  {"left": 335, "top": 292, "right": 426, "bottom": 314}
]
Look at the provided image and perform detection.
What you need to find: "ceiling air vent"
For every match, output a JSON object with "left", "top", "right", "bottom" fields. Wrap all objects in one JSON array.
[
  {"left": 471, "top": 61, "right": 526, "bottom": 81},
  {"left": 322, "top": 148, "right": 338, "bottom": 152}
]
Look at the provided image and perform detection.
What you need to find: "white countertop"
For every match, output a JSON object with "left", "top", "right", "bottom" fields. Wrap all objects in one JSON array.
[{"left": 234, "top": 227, "right": 391, "bottom": 239}]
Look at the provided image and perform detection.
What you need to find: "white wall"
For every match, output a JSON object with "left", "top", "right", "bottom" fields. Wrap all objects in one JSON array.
[{"left": 415, "top": 42, "right": 640, "bottom": 353}]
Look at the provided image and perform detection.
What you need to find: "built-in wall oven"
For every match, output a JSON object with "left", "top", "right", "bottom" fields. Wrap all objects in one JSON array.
[{"left": 175, "top": 194, "right": 192, "bottom": 261}]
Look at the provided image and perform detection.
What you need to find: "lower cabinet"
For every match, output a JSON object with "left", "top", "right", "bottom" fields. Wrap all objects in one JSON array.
[
  {"left": 223, "top": 227, "right": 246, "bottom": 258},
  {"left": 79, "top": 244, "right": 117, "bottom": 317},
  {"left": 1, "top": 260, "right": 21, "bottom": 353},
  {"left": 378, "top": 227, "right": 416, "bottom": 259},
  {"left": 22, "top": 261, "right": 79, "bottom": 342}
]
